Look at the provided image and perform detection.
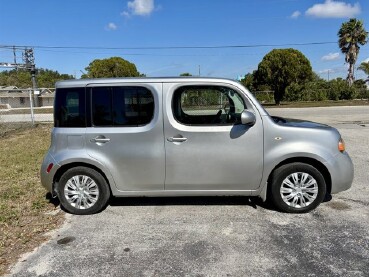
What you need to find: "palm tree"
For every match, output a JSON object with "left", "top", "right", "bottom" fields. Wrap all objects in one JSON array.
[
  {"left": 358, "top": 61, "right": 369, "bottom": 77},
  {"left": 358, "top": 61, "right": 369, "bottom": 83},
  {"left": 338, "top": 18, "right": 368, "bottom": 86}
]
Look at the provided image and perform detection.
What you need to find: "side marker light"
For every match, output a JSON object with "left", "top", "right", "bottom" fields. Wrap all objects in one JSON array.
[
  {"left": 46, "top": 163, "right": 54, "bottom": 173},
  {"left": 338, "top": 139, "right": 345, "bottom": 153}
]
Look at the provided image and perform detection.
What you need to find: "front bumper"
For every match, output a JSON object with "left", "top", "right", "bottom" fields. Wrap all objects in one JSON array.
[{"left": 327, "top": 151, "right": 354, "bottom": 194}]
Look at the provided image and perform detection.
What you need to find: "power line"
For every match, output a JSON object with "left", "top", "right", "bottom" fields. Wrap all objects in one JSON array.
[
  {"left": 35, "top": 48, "right": 267, "bottom": 57},
  {"left": 0, "top": 41, "right": 337, "bottom": 51}
]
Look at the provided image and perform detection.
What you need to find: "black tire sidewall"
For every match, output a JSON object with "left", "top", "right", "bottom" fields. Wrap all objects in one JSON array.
[
  {"left": 270, "top": 163, "right": 326, "bottom": 213},
  {"left": 58, "top": 167, "right": 111, "bottom": 215}
]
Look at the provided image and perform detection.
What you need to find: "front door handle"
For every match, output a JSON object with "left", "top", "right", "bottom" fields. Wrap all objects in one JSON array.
[{"left": 167, "top": 136, "right": 188, "bottom": 143}]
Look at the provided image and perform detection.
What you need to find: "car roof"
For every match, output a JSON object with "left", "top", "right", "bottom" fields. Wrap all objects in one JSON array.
[{"left": 55, "top": 77, "right": 240, "bottom": 88}]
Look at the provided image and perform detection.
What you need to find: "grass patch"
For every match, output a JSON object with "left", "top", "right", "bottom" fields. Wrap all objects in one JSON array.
[
  {"left": 0, "top": 124, "right": 64, "bottom": 275},
  {"left": 0, "top": 123, "right": 36, "bottom": 138}
]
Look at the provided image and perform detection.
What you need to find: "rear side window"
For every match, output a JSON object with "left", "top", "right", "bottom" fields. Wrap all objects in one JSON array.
[
  {"left": 91, "top": 86, "right": 154, "bottom": 127},
  {"left": 54, "top": 88, "right": 86, "bottom": 127}
]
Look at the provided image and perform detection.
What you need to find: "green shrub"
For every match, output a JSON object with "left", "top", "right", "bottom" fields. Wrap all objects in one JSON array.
[
  {"left": 305, "top": 89, "right": 328, "bottom": 101},
  {"left": 285, "top": 83, "right": 303, "bottom": 101},
  {"left": 339, "top": 87, "right": 357, "bottom": 100},
  {"left": 356, "top": 88, "right": 369, "bottom": 99},
  {"left": 252, "top": 91, "right": 273, "bottom": 103}
]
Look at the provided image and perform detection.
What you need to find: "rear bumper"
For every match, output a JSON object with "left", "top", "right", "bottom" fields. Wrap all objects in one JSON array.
[{"left": 40, "top": 153, "right": 60, "bottom": 193}]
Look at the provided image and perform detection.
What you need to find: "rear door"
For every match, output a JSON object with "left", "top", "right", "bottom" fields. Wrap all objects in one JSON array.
[{"left": 85, "top": 83, "right": 165, "bottom": 191}]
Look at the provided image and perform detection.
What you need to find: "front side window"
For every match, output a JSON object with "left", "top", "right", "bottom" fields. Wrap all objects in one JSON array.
[
  {"left": 91, "top": 86, "right": 154, "bottom": 127},
  {"left": 172, "top": 86, "right": 246, "bottom": 125},
  {"left": 54, "top": 88, "right": 86, "bottom": 127}
]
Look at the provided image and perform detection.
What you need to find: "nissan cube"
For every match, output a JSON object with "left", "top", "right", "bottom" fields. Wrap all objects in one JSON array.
[{"left": 41, "top": 77, "right": 354, "bottom": 215}]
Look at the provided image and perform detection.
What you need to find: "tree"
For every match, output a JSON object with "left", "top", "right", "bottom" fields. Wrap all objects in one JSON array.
[
  {"left": 240, "top": 72, "right": 256, "bottom": 91},
  {"left": 180, "top": 72, "right": 192, "bottom": 76},
  {"left": 82, "top": 57, "right": 141, "bottom": 78},
  {"left": 328, "top": 78, "right": 357, "bottom": 100},
  {"left": 0, "top": 69, "right": 73, "bottom": 88},
  {"left": 255, "top": 48, "right": 313, "bottom": 104},
  {"left": 358, "top": 61, "right": 369, "bottom": 81},
  {"left": 36, "top": 69, "right": 74, "bottom": 87},
  {"left": 338, "top": 18, "right": 368, "bottom": 86}
]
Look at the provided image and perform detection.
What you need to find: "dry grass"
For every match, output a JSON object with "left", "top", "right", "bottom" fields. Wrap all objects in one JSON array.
[{"left": 0, "top": 124, "right": 64, "bottom": 276}]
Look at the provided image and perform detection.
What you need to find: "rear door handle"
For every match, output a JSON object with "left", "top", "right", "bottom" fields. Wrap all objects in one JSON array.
[
  {"left": 167, "top": 136, "right": 188, "bottom": 143},
  {"left": 91, "top": 136, "right": 111, "bottom": 143}
]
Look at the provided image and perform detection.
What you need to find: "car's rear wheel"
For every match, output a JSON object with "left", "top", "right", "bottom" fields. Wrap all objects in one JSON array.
[
  {"left": 269, "top": 162, "right": 326, "bottom": 213},
  {"left": 58, "top": 167, "right": 111, "bottom": 215}
]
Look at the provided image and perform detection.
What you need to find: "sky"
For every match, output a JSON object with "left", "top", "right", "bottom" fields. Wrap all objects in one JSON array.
[{"left": 0, "top": 0, "right": 368, "bottom": 81}]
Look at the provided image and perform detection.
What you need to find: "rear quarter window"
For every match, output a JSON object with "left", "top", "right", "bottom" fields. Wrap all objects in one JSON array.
[{"left": 54, "top": 88, "right": 86, "bottom": 127}]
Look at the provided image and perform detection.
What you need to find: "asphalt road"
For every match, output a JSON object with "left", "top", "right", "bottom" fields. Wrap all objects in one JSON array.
[{"left": 7, "top": 106, "right": 369, "bottom": 277}]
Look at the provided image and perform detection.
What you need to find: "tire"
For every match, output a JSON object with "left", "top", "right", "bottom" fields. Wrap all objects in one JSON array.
[
  {"left": 58, "top": 167, "right": 111, "bottom": 215},
  {"left": 269, "top": 162, "right": 326, "bottom": 213}
]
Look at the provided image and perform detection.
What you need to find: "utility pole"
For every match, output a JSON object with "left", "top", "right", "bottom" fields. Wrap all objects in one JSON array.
[
  {"left": 23, "top": 48, "right": 38, "bottom": 91},
  {"left": 198, "top": 65, "right": 201, "bottom": 77},
  {"left": 1, "top": 47, "right": 37, "bottom": 85},
  {"left": 24, "top": 49, "right": 37, "bottom": 125},
  {"left": 23, "top": 48, "right": 38, "bottom": 110},
  {"left": 13, "top": 46, "right": 17, "bottom": 67},
  {"left": 0, "top": 47, "right": 38, "bottom": 125}
]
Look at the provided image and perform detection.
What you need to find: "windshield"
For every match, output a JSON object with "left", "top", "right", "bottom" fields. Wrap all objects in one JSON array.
[{"left": 236, "top": 80, "right": 270, "bottom": 116}]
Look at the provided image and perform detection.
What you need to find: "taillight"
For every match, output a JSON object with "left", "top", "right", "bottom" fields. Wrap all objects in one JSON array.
[
  {"left": 46, "top": 163, "right": 54, "bottom": 173},
  {"left": 338, "top": 138, "right": 345, "bottom": 153}
]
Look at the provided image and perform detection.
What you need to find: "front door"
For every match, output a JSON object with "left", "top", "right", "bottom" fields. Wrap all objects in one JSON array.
[{"left": 163, "top": 83, "right": 263, "bottom": 191}]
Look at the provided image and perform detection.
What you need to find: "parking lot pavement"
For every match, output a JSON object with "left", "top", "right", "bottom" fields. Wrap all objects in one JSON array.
[
  {"left": 7, "top": 108, "right": 369, "bottom": 277},
  {"left": 266, "top": 105, "right": 369, "bottom": 125}
]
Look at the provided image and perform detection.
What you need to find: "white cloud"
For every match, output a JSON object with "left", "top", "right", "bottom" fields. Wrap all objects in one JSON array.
[
  {"left": 319, "top": 66, "right": 347, "bottom": 74},
  {"left": 363, "top": 58, "right": 369, "bottom": 63},
  {"left": 123, "top": 0, "right": 155, "bottom": 17},
  {"left": 319, "top": 69, "right": 333, "bottom": 74},
  {"left": 106, "top": 22, "right": 117, "bottom": 31},
  {"left": 305, "top": 0, "right": 361, "bottom": 18},
  {"left": 290, "top": 11, "right": 301, "bottom": 19},
  {"left": 322, "top": 52, "right": 340, "bottom": 61}
]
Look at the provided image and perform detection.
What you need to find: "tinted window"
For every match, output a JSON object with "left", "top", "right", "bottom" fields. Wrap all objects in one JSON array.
[
  {"left": 92, "top": 87, "right": 113, "bottom": 126},
  {"left": 91, "top": 86, "right": 154, "bottom": 127},
  {"left": 172, "top": 86, "right": 246, "bottom": 125},
  {"left": 54, "top": 88, "right": 86, "bottom": 127}
]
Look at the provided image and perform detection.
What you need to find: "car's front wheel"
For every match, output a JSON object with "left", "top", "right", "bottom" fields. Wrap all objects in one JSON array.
[
  {"left": 269, "top": 162, "right": 326, "bottom": 213},
  {"left": 58, "top": 167, "right": 111, "bottom": 215}
]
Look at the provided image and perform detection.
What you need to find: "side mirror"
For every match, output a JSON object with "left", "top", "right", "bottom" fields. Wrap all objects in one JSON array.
[{"left": 241, "top": 110, "right": 256, "bottom": 126}]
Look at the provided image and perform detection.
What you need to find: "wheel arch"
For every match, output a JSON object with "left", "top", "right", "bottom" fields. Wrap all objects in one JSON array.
[
  {"left": 266, "top": 157, "right": 332, "bottom": 196},
  {"left": 52, "top": 162, "right": 112, "bottom": 196}
]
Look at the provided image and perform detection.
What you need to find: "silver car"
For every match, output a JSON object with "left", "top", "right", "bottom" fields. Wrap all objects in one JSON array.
[{"left": 41, "top": 77, "right": 354, "bottom": 215}]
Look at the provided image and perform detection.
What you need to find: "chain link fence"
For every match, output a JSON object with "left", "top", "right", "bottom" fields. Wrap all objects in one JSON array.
[
  {"left": 0, "top": 88, "right": 53, "bottom": 135},
  {"left": 252, "top": 91, "right": 274, "bottom": 103}
]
